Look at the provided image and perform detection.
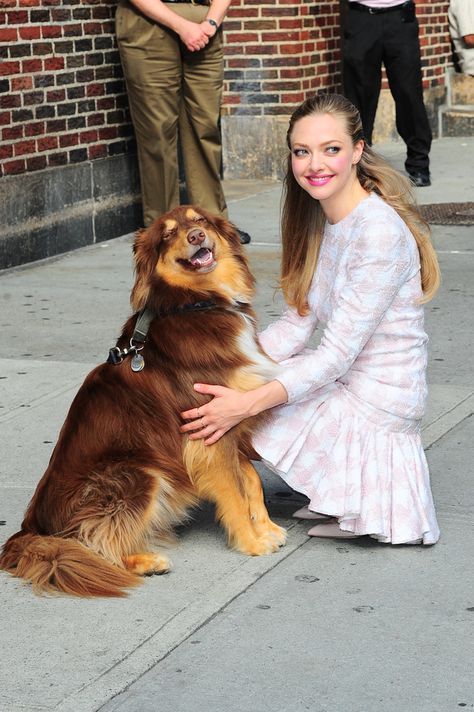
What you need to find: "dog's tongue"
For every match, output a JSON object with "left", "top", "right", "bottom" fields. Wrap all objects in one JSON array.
[{"left": 190, "top": 247, "right": 213, "bottom": 268}]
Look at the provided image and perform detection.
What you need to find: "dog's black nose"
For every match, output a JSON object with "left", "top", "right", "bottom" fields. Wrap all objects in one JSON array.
[{"left": 187, "top": 228, "right": 206, "bottom": 245}]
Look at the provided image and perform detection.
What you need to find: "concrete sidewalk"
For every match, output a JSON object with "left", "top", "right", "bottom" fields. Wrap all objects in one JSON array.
[{"left": 0, "top": 137, "right": 473, "bottom": 712}]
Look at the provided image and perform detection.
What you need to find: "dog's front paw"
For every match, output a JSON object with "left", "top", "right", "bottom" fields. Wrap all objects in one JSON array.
[
  {"left": 123, "top": 552, "right": 171, "bottom": 576},
  {"left": 251, "top": 517, "right": 287, "bottom": 548},
  {"left": 233, "top": 531, "right": 285, "bottom": 556},
  {"left": 265, "top": 522, "right": 287, "bottom": 547}
]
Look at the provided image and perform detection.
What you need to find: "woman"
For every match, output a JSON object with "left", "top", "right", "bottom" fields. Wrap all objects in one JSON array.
[{"left": 181, "top": 93, "right": 441, "bottom": 545}]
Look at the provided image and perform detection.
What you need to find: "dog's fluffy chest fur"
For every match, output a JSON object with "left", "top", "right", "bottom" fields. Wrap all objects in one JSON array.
[{"left": 236, "top": 312, "right": 281, "bottom": 384}]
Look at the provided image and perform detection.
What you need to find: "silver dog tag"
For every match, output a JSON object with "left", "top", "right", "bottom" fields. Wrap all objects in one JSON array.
[{"left": 131, "top": 354, "right": 145, "bottom": 372}]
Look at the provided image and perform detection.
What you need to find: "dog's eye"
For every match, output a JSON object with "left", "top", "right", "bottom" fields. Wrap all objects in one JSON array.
[
  {"left": 193, "top": 216, "right": 206, "bottom": 224},
  {"left": 162, "top": 230, "right": 175, "bottom": 240}
]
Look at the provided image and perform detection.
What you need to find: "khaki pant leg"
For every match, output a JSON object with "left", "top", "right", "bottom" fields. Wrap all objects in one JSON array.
[
  {"left": 179, "top": 21, "right": 227, "bottom": 217},
  {"left": 116, "top": 1, "right": 182, "bottom": 226}
]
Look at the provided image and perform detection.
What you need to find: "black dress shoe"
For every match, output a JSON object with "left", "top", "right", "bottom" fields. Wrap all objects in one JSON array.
[
  {"left": 237, "top": 229, "right": 251, "bottom": 244},
  {"left": 408, "top": 172, "right": 431, "bottom": 187}
]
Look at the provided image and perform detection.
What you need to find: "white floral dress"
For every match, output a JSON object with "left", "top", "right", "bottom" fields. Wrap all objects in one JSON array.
[{"left": 253, "top": 193, "right": 440, "bottom": 545}]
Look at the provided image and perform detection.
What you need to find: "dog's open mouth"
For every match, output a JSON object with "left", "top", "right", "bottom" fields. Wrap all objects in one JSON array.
[{"left": 180, "top": 247, "right": 217, "bottom": 272}]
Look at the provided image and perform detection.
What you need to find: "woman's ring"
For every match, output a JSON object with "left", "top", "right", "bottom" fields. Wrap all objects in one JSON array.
[{"left": 197, "top": 408, "right": 201, "bottom": 418}]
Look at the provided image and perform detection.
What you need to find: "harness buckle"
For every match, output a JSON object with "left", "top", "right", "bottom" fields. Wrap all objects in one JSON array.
[
  {"left": 107, "top": 346, "right": 124, "bottom": 365},
  {"left": 129, "top": 338, "right": 144, "bottom": 352}
]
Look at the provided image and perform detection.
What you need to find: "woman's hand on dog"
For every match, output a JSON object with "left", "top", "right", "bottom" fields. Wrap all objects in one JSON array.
[
  {"left": 181, "top": 384, "right": 250, "bottom": 445},
  {"left": 180, "top": 381, "right": 288, "bottom": 445}
]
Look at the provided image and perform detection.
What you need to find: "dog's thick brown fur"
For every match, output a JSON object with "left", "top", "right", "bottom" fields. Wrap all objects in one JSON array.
[{"left": 0, "top": 206, "right": 286, "bottom": 597}]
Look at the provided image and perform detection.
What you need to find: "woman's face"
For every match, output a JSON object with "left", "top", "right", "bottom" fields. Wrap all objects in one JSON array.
[{"left": 290, "top": 112, "right": 364, "bottom": 210}]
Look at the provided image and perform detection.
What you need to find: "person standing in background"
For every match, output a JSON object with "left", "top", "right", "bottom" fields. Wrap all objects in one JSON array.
[
  {"left": 342, "top": 0, "right": 432, "bottom": 187},
  {"left": 449, "top": 0, "right": 474, "bottom": 76},
  {"left": 116, "top": 0, "right": 251, "bottom": 243}
]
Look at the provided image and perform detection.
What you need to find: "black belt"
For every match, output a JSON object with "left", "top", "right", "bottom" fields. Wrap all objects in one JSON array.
[
  {"left": 164, "top": 0, "right": 209, "bottom": 5},
  {"left": 349, "top": 1, "right": 412, "bottom": 14}
]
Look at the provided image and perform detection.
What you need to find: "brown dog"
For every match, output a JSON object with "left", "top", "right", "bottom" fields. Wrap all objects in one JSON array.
[{"left": 0, "top": 206, "right": 286, "bottom": 597}]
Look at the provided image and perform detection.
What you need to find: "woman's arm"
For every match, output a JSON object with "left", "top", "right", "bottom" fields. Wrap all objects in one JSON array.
[
  {"left": 258, "top": 305, "right": 319, "bottom": 362},
  {"left": 276, "top": 223, "right": 415, "bottom": 403}
]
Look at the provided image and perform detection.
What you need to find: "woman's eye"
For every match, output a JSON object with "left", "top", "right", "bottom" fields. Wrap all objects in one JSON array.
[
  {"left": 293, "top": 148, "right": 307, "bottom": 157},
  {"left": 326, "top": 146, "right": 340, "bottom": 154}
]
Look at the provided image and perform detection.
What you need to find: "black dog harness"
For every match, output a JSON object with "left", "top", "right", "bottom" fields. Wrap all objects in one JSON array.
[
  {"left": 107, "top": 307, "right": 155, "bottom": 371},
  {"left": 107, "top": 300, "right": 241, "bottom": 372}
]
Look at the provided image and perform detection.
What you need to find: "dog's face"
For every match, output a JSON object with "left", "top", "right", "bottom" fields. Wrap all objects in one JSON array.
[
  {"left": 157, "top": 206, "right": 228, "bottom": 276},
  {"left": 131, "top": 206, "right": 254, "bottom": 311}
]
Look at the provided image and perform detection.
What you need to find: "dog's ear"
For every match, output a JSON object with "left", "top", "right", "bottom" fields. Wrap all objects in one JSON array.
[{"left": 130, "top": 223, "right": 161, "bottom": 311}]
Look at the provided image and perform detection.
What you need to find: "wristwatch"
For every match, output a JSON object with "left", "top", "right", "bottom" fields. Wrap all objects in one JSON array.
[{"left": 206, "top": 18, "right": 219, "bottom": 30}]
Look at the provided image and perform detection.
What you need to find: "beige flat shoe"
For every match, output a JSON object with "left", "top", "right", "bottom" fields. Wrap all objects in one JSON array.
[
  {"left": 292, "top": 505, "right": 333, "bottom": 521},
  {"left": 307, "top": 522, "right": 362, "bottom": 538}
]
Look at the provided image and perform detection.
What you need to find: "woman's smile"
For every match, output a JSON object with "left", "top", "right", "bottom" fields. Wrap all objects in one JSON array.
[{"left": 305, "top": 173, "right": 334, "bottom": 187}]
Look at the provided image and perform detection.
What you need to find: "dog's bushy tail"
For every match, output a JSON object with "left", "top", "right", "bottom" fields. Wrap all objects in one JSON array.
[{"left": 0, "top": 533, "right": 141, "bottom": 598}]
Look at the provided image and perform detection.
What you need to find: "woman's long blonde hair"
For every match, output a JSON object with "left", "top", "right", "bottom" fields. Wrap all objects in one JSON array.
[{"left": 281, "top": 93, "right": 440, "bottom": 315}]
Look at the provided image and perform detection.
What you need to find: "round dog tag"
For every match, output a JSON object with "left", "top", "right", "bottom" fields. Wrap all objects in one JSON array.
[{"left": 131, "top": 354, "right": 145, "bottom": 372}]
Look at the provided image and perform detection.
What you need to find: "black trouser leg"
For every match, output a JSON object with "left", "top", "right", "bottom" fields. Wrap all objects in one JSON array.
[
  {"left": 383, "top": 13, "right": 432, "bottom": 174},
  {"left": 342, "top": 10, "right": 384, "bottom": 144}
]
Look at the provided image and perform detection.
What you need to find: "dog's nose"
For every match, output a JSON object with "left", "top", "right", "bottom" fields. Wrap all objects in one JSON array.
[{"left": 187, "top": 228, "right": 206, "bottom": 245}]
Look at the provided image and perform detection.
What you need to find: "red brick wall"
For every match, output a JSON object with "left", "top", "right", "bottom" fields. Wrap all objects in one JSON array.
[
  {"left": 416, "top": 1, "right": 451, "bottom": 88},
  {"left": 222, "top": 0, "right": 342, "bottom": 117},
  {"left": 0, "top": 0, "right": 133, "bottom": 179},
  {"left": 0, "top": 0, "right": 453, "bottom": 180}
]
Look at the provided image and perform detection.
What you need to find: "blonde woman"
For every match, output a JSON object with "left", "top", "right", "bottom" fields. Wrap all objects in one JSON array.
[{"left": 181, "top": 93, "right": 441, "bottom": 545}]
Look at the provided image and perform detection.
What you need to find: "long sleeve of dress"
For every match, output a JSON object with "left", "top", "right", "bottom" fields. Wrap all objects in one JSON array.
[
  {"left": 258, "top": 305, "right": 318, "bottom": 362},
  {"left": 275, "top": 221, "right": 415, "bottom": 404}
]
